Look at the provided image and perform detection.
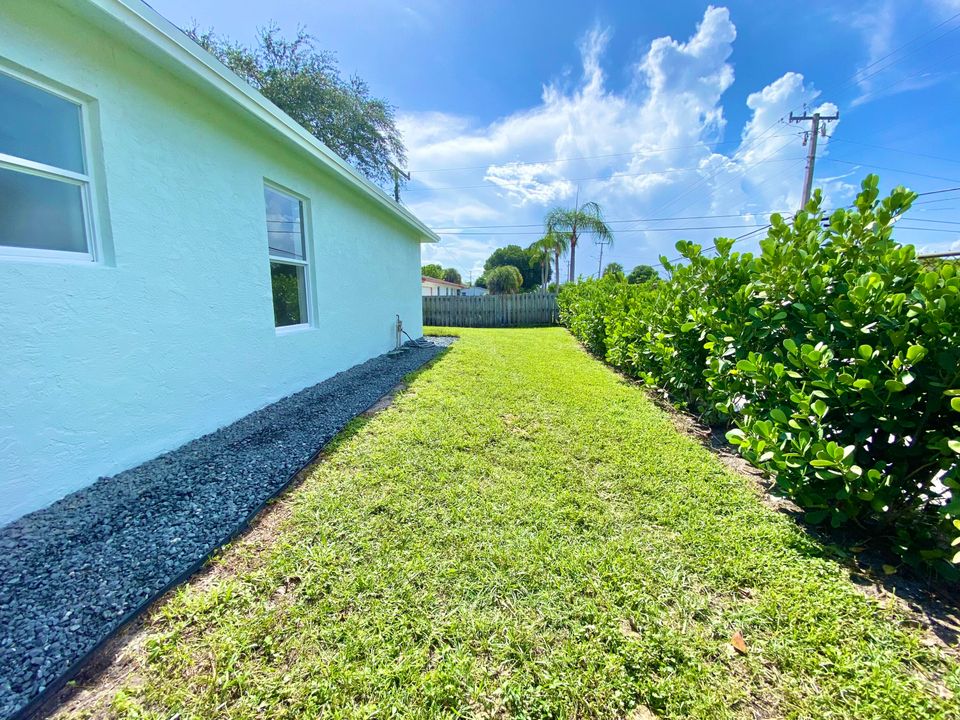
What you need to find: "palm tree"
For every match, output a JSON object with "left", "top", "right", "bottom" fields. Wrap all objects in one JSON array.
[
  {"left": 539, "top": 230, "right": 569, "bottom": 291},
  {"left": 528, "top": 238, "right": 552, "bottom": 289},
  {"left": 545, "top": 200, "right": 612, "bottom": 283}
]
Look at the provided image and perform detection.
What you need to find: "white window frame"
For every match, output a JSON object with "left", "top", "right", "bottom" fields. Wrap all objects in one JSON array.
[
  {"left": 264, "top": 180, "right": 312, "bottom": 333},
  {"left": 0, "top": 66, "right": 100, "bottom": 263}
]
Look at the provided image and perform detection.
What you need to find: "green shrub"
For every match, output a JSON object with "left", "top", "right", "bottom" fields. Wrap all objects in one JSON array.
[
  {"left": 558, "top": 275, "right": 638, "bottom": 356},
  {"left": 486, "top": 265, "right": 523, "bottom": 295},
  {"left": 559, "top": 175, "right": 960, "bottom": 576}
]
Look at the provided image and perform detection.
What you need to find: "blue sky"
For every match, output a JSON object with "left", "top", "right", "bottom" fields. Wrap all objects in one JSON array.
[{"left": 152, "top": 0, "right": 960, "bottom": 279}]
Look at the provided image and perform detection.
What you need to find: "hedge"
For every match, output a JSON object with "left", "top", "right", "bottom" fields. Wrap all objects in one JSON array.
[{"left": 558, "top": 176, "right": 960, "bottom": 577}]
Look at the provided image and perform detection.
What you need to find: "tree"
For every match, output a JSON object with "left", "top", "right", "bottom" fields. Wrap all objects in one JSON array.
[
  {"left": 484, "top": 245, "right": 539, "bottom": 289},
  {"left": 486, "top": 265, "right": 522, "bottom": 295},
  {"left": 627, "top": 264, "right": 659, "bottom": 285},
  {"left": 442, "top": 267, "right": 462, "bottom": 284},
  {"left": 603, "top": 262, "right": 625, "bottom": 280},
  {"left": 187, "top": 25, "right": 405, "bottom": 186},
  {"left": 422, "top": 263, "right": 444, "bottom": 279},
  {"left": 540, "top": 230, "right": 569, "bottom": 292},
  {"left": 527, "top": 239, "right": 553, "bottom": 288},
  {"left": 545, "top": 201, "right": 612, "bottom": 282}
]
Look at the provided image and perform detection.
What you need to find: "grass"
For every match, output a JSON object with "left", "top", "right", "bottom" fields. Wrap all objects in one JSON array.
[{"left": 76, "top": 328, "right": 957, "bottom": 719}]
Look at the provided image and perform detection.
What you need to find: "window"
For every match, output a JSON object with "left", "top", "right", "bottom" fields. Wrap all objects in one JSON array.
[
  {"left": 0, "top": 69, "right": 95, "bottom": 260},
  {"left": 264, "top": 184, "right": 310, "bottom": 328}
]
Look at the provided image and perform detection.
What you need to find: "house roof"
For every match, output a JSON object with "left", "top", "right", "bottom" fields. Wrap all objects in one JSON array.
[
  {"left": 421, "top": 276, "right": 467, "bottom": 288},
  {"left": 69, "top": 0, "right": 439, "bottom": 244}
]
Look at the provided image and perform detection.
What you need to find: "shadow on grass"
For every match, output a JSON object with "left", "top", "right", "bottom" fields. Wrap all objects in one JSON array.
[
  {"left": 668, "top": 396, "right": 960, "bottom": 648},
  {"left": 566, "top": 330, "right": 960, "bottom": 648}
]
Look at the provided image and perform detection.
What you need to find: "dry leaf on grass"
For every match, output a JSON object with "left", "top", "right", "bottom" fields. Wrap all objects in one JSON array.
[{"left": 730, "top": 630, "right": 748, "bottom": 654}]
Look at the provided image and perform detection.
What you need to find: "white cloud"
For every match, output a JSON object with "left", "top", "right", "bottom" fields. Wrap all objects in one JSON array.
[
  {"left": 483, "top": 162, "right": 574, "bottom": 205},
  {"left": 402, "top": 6, "right": 857, "bottom": 281},
  {"left": 847, "top": 0, "right": 960, "bottom": 107},
  {"left": 915, "top": 236, "right": 960, "bottom": 256},
  {"left": 850, "top": 0, "right": 896, "bottom": 97}
]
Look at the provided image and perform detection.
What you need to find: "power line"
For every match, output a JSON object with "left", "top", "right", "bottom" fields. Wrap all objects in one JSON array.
[
  {"left": 917, "top": 186, "right": 960, "bottom": 196},
  {"left": 410, "top": 13, "right": 960, "bottom": 181},
  {"left": 829, "top": 138, "right": 960, "bottom": 166},
  {"left": 428, "top": 185, "right": 960, "bottom": 243},
  {"left": 849, "top": 14, "right": 960, "bottom": 90},
  {"left": 898, "top": 217, "right": 960, "bottom": 226},
  {"left": 649, "top": 223, "right": 774, "bottom": 270},
  {"left": 417, "top": 15, "right": 960, "bottom": 273},
  {"left": 821, "top": 159, "right": 960, "bottom": 184},
  {"left": 651, "top": 12, "right": 958, "bottom": 221},
  {"left": 439, "top": 223, "right": 773, "bottom": 237},
  {"left": 914, "top": 196, "right": 960, "bottom": 206},
  {"left": 631, "top": 184, "right": 960, "bottom": 277},
  {"left": 647, "top": 13, "right": 960, "bottom": 219},
  {"left": 406, "top": 156, "right": 805, "bottom": 193},
  {"left": 427, "top": 183, "right": 959, "bottom": 233},
  {"left": 408, "top": 136, "right": 793, "bottom": 174},
  {"left": 431, "top": 210, "right": 791, "bottom": 231},
  {"left": 851, "top": 45, "right": 960, "bottom": 106},
  {"left": 630, "top": 140, "right": 800, "bottom": 228},
  {"left": 918, "top": 250, "right": 960, "bottom": 259},
  {"left": 894, "top": 226, "right": 960, "bottom": 233},
  {"left": 646, "top": 217, "right": 960, "bottom": 272},
  {"left": 642, "top": 186, "right": 960, "bottom": 271},
  {"left": 437, "top": 223, "right": 772, "bottom": 237}
]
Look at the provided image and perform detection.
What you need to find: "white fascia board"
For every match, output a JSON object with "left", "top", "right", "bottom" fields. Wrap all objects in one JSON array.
[{"left": 74, "top": 0, "right": 439, "bottom": 243}]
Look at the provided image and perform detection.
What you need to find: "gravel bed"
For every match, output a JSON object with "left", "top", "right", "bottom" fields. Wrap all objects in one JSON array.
[{"left": 0, "top": 339, "right": 452, "bottom": 720}]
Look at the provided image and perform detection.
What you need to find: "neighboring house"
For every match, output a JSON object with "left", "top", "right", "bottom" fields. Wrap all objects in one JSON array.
[
  {"left": 0, "top": 0, "right": 439, "bottom": 526},
  {"left": 421, "top": 276, "right": 466, "bottom": 296},
  {"left": 462, "top": 285, "right": 488, "bottom": 296}
]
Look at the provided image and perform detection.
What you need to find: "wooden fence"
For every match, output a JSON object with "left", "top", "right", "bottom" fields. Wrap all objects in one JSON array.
[{"left": 423, "top": 292, "right": 559, "bottom": 327}]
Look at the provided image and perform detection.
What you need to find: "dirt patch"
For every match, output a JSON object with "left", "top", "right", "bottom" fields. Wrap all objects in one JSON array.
[{"left": 362, "top": 382, "right": 407, "bottom": 417}]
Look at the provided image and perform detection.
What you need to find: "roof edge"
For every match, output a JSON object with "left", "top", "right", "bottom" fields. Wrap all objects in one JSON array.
[
  {"left": 422, "top": 276, "right": 467, "bottom": 288},
  {"left": 86, "top": 0, "right": 439, "bottom": 243}
]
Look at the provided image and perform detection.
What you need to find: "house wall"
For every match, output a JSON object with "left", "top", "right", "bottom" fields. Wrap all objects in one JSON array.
[
  {"left": 422, "top": 281, "right": 446, "bottom": 296},
  {"left": 421, "top": 281, "right": 463, "bottom": 296},
  {"left": 0, "top": 2, "right": 425, "bottom": 525}
]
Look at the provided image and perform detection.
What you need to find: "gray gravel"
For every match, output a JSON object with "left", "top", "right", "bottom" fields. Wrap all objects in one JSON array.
[{"left": 0, "top": 339, "right": 452, "bottom": 720}]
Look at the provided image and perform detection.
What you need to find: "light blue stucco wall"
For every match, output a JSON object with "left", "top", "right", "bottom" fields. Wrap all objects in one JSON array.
[{"left": 0, "top": 2, "right": 425, "bottom": 526}]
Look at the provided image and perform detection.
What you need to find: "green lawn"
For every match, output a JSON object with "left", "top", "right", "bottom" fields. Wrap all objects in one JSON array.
[{"left": 85, "top": 328, "right": 957, "bottom": 719}]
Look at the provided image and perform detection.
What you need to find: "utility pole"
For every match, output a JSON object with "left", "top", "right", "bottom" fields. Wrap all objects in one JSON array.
[
  {"left": 789, "top": 110, "right": 839, "bottom": 210},
  {"left": 388, "top": 161, "right": 411, "bottom": 203},
  {"left": 596, "top": 236, "right": 612, "bottom": 278}
]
